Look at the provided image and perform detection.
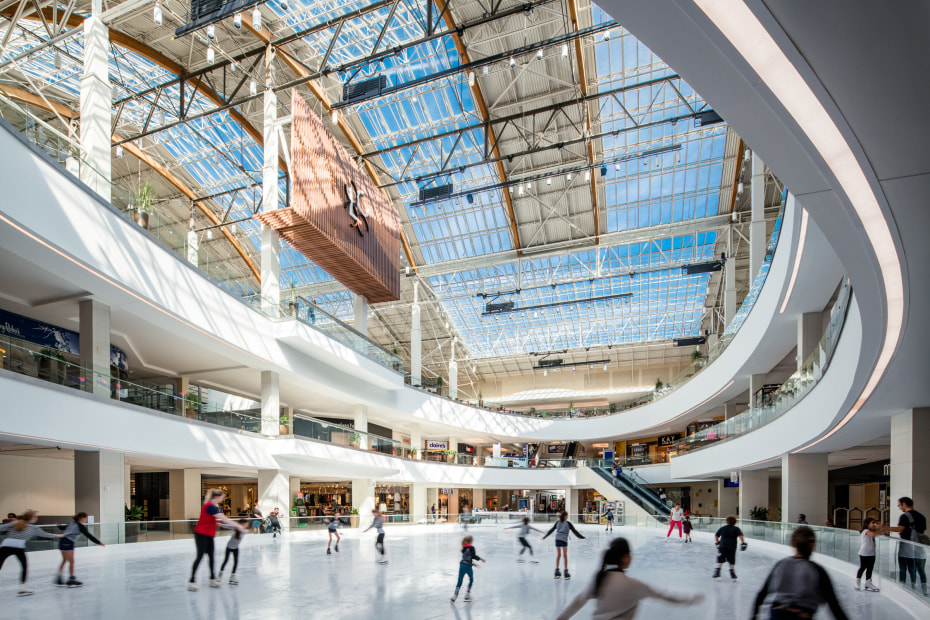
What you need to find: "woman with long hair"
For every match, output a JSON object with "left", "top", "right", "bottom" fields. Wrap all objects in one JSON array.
[
  {"left": 56, "top": 511, "right": 104, "bottom": 587},
  {"left": 557, "top": 537, "right": 703, "bottom": 619},
  {"left": 0, "top": 510, "right": 63, "bottom": 596},
  {"left": 541, "top": 511, "right": 586, "bottom": 579},
  {"left": 189, "top": 489, "right": 246, "bottom": 591}
]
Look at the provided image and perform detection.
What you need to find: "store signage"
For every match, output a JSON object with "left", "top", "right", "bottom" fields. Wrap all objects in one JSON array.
[
  {"left": 254, "top": 91, "right": 401, "bottom": 303},
  {"left": 658, "top": 433, "right": 682, "bottom": 447},
  {"left": 426, "top": 440, "right": 448, "bottom": 451},
  {"left": 0, "top": 308, "right": 128, "bottom": 371},
  {"left": 439, "top": 488, "right": 454, "bottom": 495}
]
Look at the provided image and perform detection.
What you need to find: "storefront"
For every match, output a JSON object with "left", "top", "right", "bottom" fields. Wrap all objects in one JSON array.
[
  {"left": 375, "top": 482, "right": 410, "bottom": 522},
  {"left": 199, "top": 477, "right": 258, "bottom": 517},
  {"left": 579, "top": 489, "right": 615, "bottom": 523},
  {"left": 297, "top": 482, "right": 352, "bottom": 517},
  {"left": 424, "top": 439, "right": 450, "bottom": 462}
]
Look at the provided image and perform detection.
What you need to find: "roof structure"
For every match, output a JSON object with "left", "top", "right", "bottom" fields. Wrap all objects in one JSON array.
[{"left": 0, "top": 0, "right": 782, "bottom": 398}]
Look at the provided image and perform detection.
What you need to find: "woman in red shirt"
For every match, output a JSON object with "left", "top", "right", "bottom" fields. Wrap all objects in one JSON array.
[{"left": 189, "top": 489, "right": 246, "bottom": 591}]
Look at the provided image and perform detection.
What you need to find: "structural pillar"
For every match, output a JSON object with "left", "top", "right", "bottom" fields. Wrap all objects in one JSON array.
[
  {"left": 352, "top": 478, "right": 375, "bottom": 528},
  {"left": 174, "top": 376, "right": 190, "bottom": 416},
  {"left": 74, "top": 450, "right": 125, "bottom": 543},
  {"left": 718, "top": 478, "right": 739, "bottom": 518},
  {"left": 187, "top": 229, "right": 199, "bottom": 267},
  {"left": 749, "top": 152, "right": 766, "bottom": 280},
  {"left": 284, "top": 406, "right": 294, "bottom": 435},
  {"left": 80, "top": 0, "right": 111, "bottom": 201},
  {"left": 410, "top": 423, "right": 422, "bottom": 459},
  {"left": 564, "top": 488, "right": 574, "bottom": 516},
  {"left": 258, "top": 469, "right": 291, "bottom": 529},
  {"left": 448, "top": 337, "right": 458, "bottom": 400},
  {"left": 261, "top": 371, "right": 280, "bottom": 437},
  {"left": 260, "top": 56, "right": 280, "bottom": 315},
  {"left": 723, "top": 402, "right": 740, "bottom": 422},
  {"left": 739, "top": 469, "right": 769, "bottom": 521},
  {"left": 473, "top": 488, "right": 485, "bottom": 511},
  {"left": 409, "top": 482, "right": 427, "bottom": 522},
  {"left": 781, "top": 453, "right": 828, "bottom": 525},
  {"left": 890, "top": 408, "right": 930, "bottom": 512},
  {"left": 797, "top": 312, "right": 823, "bottom": 371},
  {"left": 411, "top": 281, "right": 422, "bottom": 386},
  {"left": 749, "top": 374, "right": 767, "bottom": 408},
  {"left": 724, "top": 226, "right": 737, "bottom": 324},
  {"left": 353, "top": 294, "right": 369, "bottom": 336},
  {"left": 354, "top": 404, "right": 369, "bottom": 450},
  {"left": 260, "top": 226, "right": 280, "bottom": 315},
  {"left": 289, "top": 476, "right": 301, "bottom": 516},
  {"left": 169, "top": 469, "right": 202, "bottom": 536},
  {"left": 79, "top": 299, "right": 110, "bottom": 396}
]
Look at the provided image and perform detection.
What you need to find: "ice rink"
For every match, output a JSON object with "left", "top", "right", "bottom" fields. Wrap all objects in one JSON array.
[{"left": 0, "top": 521, "right": 918, "bottom": 619}]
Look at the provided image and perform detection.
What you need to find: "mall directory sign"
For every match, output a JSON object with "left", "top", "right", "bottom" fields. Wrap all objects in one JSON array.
[{"left": 255, "top": 91, "right": 401, "bottom": 303}]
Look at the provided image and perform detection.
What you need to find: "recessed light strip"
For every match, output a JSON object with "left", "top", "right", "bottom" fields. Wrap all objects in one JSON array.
[
  {"left": 694, "top": 1, "right": 904, "bottom": 448},
  {"left": 778, "top": 207, "right": 808, "bottom": 314}
]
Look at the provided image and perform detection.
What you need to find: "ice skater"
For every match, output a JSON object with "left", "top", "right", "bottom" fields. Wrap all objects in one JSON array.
[
  {"left": 712, "top": 515, "right": 746, "bottom": 581},
  {"left": 666, "top": 503, "right": 684, "bottom": 540},
  {"left": 556, "top": 537, "right": 704, "bottom": 619},
  {"left": 855, "top": 517, "right": 881, "bottom": 592},
  {"left": 364, "top": 509, "right": 388, "bottom": 563},
  {"left": 542, "top": 511, "right": 586, "bottom": 579},
  {"left": 752, "top": 526, "right": 848, "bottom": 619},
  {"left": 507, "top": 517, "right": 542, "bottom": 561},
  {"left": 450, "top": 535, "right": 485, "bottom": 603},
  {"left": 0, "top": 510, "right": 63, "bottom": 596},
  {"left": 605, "top": 508, "right": 614, "bottom": 532},
  {"left": 218, "top": 519, "right": 247, "bottom": 585},
  {"left": 189, "top": 489, "right": 246, "bottom": 591},
  {"left": 326, "top": 510, "right": 341, "bottom": 554},
  {"left": 56, "top": 512, "right": 104, "bottom": 587},
  {"left": 682, "top": 514, "right": 693, "bottom": 543},
  {"left": 267, "top": 507, "right": 282, "bottom": 539}
]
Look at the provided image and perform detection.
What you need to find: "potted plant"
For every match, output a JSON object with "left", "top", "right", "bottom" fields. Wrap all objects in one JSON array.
[
  {"left": 35, "top": 347, "right": 67, "bottom": 383},
  {"left": 349, "top": 508, "right": 360, "bottom": 528},
  {"left": 569, "top": 401, "right": 575, "bottom": 415},
  {"left": 749, "top": 506, "right": 769, "bottom": 520},
  {"left": 409, "top": 448, "right": 418, "bottom": 459},
  {"left": 124, "top": 504, "right": 144, "bottom": 542},
  {"left": 529, "top": 407, "right": 536, "bottom": 415},
  {"left": 436, "top": 376, "right": 444, "bottom": 395},
  {"left": 444, "top": 448, "right": 458, "bottom": 463},
  {"left": 478, "top": 391, "right": 484, "bottom": 408},
  {"left": 609, "top": 402, "right": 617, "bottom": 413},
  {"left": 184, "top": 393, "right": 201, "bottom": 419},
  {"left": 691, "top": 349, "right": 705, "bottom": 365},
  {"left": 132, "top": 181, "right": 155, "bottom": 229},
  {"left": 655, "top": 378, "right": 664, "bottom": 391},
  {"left": 279, "top": 413, "right": 289, "bottom": 435},
  {"left": 349, "top": 432, "right": 361, "bottom": 446}
]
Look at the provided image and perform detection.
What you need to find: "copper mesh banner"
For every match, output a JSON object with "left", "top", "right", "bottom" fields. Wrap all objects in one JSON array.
[{"left": 255, "top": 91, "right": 401, "bottom": 303}]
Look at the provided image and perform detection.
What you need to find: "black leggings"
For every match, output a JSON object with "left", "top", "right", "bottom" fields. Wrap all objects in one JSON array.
[
  {"left": 221, "top": 547, "right": 239, "bottom": 574},
  {"left": 0, "top": 547, "right": 27, "bottom": 583},
  {"left": 518, "top": 537, "right": 533, "bottom": 555},
  {"left": 190, "top": 533, "right": 215, "bottom": 582},
  {"left": 376, "top": 532, "right": 385, "bottom": 555},
  {"left": 857, "top": 555, "right": 875, "bottom": 580},
  {"left": 899, "top": 556, "right": 928, "bottom": 584}
]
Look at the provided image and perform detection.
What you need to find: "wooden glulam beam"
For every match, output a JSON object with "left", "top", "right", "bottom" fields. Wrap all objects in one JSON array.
[
  {"left": 434, "top": 0, "right": 522, "bottom": 253},
  {"left": 0, "top": 84, "right": 261, "bottom": 283},
  {"left": 568, "top": 0, "right": 599, "bottom": 241},
  {"left": 243, "top": 20, "right": 419, "bottom": 272}
]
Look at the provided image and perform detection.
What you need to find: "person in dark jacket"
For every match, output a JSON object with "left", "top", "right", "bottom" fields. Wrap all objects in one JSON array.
[
  {"left": 450, "top": 535, "right": 485, "bottom": 603},
  {"left": 56, "top": 512, "right": 104, "bottom": 587},
  {"left": 542, "top": 511, "right": 586, "bottom": 579},
  {"left": 752, "top": 526, "right": 848, "bottom": 620}
]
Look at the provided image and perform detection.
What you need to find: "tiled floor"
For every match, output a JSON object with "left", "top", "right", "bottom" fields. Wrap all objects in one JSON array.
[{"left": 0, "top": 522, "right": 918, "bottom": 618}]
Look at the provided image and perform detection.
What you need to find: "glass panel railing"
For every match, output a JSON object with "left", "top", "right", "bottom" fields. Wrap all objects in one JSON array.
[
  {"left": 667, "top": 278, "right": 852, "bottom": 456},
  {"left": 291, "top": 413, "right": 411, "bottom": 458}
]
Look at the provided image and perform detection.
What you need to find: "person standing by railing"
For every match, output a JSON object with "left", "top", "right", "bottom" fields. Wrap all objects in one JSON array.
[
  {"left": 885, "top": 496, "right": 928, "bottom": 594},
  {"left": 188, "top": 489, "right": 246, "bottom": 592}
]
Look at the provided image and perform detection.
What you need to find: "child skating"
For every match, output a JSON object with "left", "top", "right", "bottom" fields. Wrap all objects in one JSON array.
[
  {"left": 363, "top": 509, "right": 388, "bottom": 563},
  {"left": 507, "top": 517, "right": 543, "bottom": 562},
  {"left": 713, "top": 515, "right": 747, "bottom": 581},
  {"left": 542, "top": 511, "right": 586, "bottom": 579},
  {"left": 326, "top": 510, "right": 341, "bottom": 554},
  {"left": 854, "top": 517, "right": 881, "bottom": 592},
  {"left": 450, "top": 535, "right": 485, "bottom": 603},
  {"left": 218, "top": 520, "right": 247, "bottom": 584},
  {"left": 0, "top": 510, "right": 64, "bottom": 596},
  {"left": 56, "top": 512, "right": 104, "bottom": 587},
  {"left": 605, "top": 509, "right": 614, "bottom": 532},
  {"left": 683, "top": 514, "right": 693, "bottom": 543}
]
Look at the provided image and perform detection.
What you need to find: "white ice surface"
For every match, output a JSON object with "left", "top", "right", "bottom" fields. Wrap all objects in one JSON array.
[{"left": 0, "top": 522, "right": 919, "bottom": 619}]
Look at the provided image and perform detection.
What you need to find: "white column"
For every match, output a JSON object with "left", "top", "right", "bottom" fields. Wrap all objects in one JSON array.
[
  {"left": 448, "top": 337, "right": 458, "bottom": 400},
  {"left": 472, "top": 488, "right": 485, "bottom": 511},
  {"left": 409, "top": 482, "right": 427, "bottom": 523},
  {"left": 262, "top": 73, "right": 278, "bottom": 214},
  {"left": 410, "top": 423, "right": 422, "bottom": 459},
  {"left": 169, "top": 469, "right": 202, "bottom": 521},
  {"left": 79, "top": 299, "right": 110, "bottom": 396},
  {"left": 260, "top": 225, "right": 280, "bottom": 314},
  {"left": 749, "top": 152, "right": 766, "bottom": 280},
  {"left": 354, "top": 404, "right": 369, "bottom": 450},
  {"left": 175, "top": 376, "right": 190, "bottom": 416},
  {"left": 353, "top": 294, "right": 369, "bottom": 336},
  {"left": 411, "top": 281, "right": 422, "bottom": 386},
  {"left": 187, "top": 230, "right": 199, "bottom": 266},
  {"left": 749, "top": 374, "right": 767, "bottom": 407},
  {"left": 781, "top": 453, "right": 828, "bottom": 525},
  {"left": 261, "top": 371, "right": 280, "bottom": 436},
  {"left": 258, "top": 469, "right": 290, "bottom": 529},
  {"left": 288, "top": 476, "right": 301, "bottom": 517},
  {"left": 352, "top": 478, "right": 375, "bottom": 528},
  {"left": 74, "top": 450, "right": 124, "bottom": 543},
  {"left": 797, "top": 312, "right": 822, "bottom": 371},
  {"left": 890, "top": 408, "right": 930, "bottom": 512},
  {"left": 724, "top": 226, "right": 737, "bottom": 324},
  {"left": 564, "top": 488, "right": 574, "bottom": 516},
  {"left": 718, "top": 479, "right": 739, "bottom": 519},
  {"left": 723, "top": 403, "right": 740, "bottom": 421},
  {"left": 80, "top": 2, "right": 111, "bottom": 201},
  {"left": 739, "top": 469, "right": 769, "bottom": 521}
]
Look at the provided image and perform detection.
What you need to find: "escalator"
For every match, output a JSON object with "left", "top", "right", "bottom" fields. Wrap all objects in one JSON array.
[{"left": 591, "top": 467, "right": 669, "bottom": 517}]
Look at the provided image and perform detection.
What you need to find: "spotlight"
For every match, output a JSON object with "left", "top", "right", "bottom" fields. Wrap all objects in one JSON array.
[
  {"left": 518, "top": 186, "right": 524, "bottom": 196},
  {"left": 546, "top": 177, "right": 552, "bottom": 185},
  {"left": 615, "top": 163, "right": 620, "bottom": 171},
  {"left": 115, "top": 145, "right": 124, "bottom": 158},
  {"left": 331, "top": 109, "right": 339, "bottom": 124},
  {"left": 467, "top": 71, "right": 475, "bottom": 86},
  {"left": 525, "top": 181, "right": 531, "bottom": 190},
  {"left": 536, "top": 49, "right": 543, "bottom": 60},
  {"left": 737, "top": 182, "right": 744, "bottom": 194},
  {"left": 206, "top": 24, "right": 215, "bottom": 39},
  {"left": 584, "top": 170, "right": 591, "bottom": 182},
  {"left": 509, "top": 57, "right": 516, "bottom": 68},
  {"left": 482, "top": 65, "right": 489, "bottom": 76},
  {"left": 153, "top": 3, "right": 162, "bottom": 26},
  {"left": 234, "top": 13, "right": 242, "bottom": 29},
  {"left": 230, "top": 62, "right": 237, "bottom": 73},
  {"left": 603, "top": 364, "right": 607, "bottom": 371},
  {"left": 252, "top": 8, "right": 262, "bottom": 29},
  {"left": 675, "top": 152, "right": 681, "bottom": 164},
  {"left": 250, "top": 79, "right": 257, "bottom": 96},
  {"left": 744, "top": 148, "right": 751, "bottom": 161},
  {"left": 567, "top": 172, "right": 572, "bottom": 181},
  {"left": 207, "top": 229, "right": 213, "bottom": 239},
  {"left": 544, "top": 370, "right": 547, "bottom": 377},
  {"left": 604, "top": 30, "right": 611, "bottom": 41},
  {"left": 206, "top": 46, "right": 214, "bottom": 63},
  {"left": 561, "top": 44, "right": 569, "bottom": 58},
  {"left": 280, "top": 0, "right": 288, "bottom": 9}
]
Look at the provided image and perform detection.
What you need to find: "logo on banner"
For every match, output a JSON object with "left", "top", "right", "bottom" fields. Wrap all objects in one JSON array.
[
  {"left": 426, "top": 440, "right": 448, "bottom": 451},
  {"left": 344, "top": 181, "right": 370, "bottom": 236}
]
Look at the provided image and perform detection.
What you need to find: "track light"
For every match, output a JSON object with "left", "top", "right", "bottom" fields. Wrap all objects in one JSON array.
[
  {"left": 230, "top": 62, "right": 237, "bottom": 73},
  {"left": 525, "top": 181, "right": 531, "bottom": 190},
  {"left": 518, "top": 186, "right": 524, "bottom": 196},
  {"left": 615, "top": 163, "right": 620, "bottom": 171},
  {"left": 561, "top": 44, "right": 569, "bottom": 58},
  {"left": 604, "top": 30, "right": 611, "bottom": 41},
  {"left": 567, "top": 172, "right": 572, "bottom": 181},
  {"left": 546, "top": 177, "right": 552, "bottom": 185},
  {"left": 603, "top": 364, "right": 607, "bottom": 371},
  {"left": 153, "top": 3, "right": 162, "bottom": 26},
  {"left": 252, "top": 8, "right": 262, "bottom": 30},
  {"left": 482, "top": 65, "right": 489, "bottom": 76},
  {"left": 584, "top": 170, "right": 591, "bottom": 182},
  {"left": 737, "top": 182, "right": 744, "bottom": 194},
  {"left": 206, "top": 46, "right": 214, "bottom": 63},
  {"left": 207, "top": 229, "right": 213, "bottom": 240},
  {"left": 234, "top": 13, "right": 242, "bottom": 29},
  {"left": 250, "top": 79, "right": 257, "bottom": 96},
  {"left": 280, "top": 0, "right": 288, "bottom": 9},
  {"left": 544, "top": 370, "right": 547, "bottom": 377},
  {"left": 206, "top": 24, "right": 215, "bottom": 39},
  {"left": 509, "top": 56, "right": 515, "bottom": 68},
  {"left": 53, "top": 52, "right": 61, "bottom": 70},
  {"left": 744, "top": 148, "right": 751, "bottom": 161},
  {"left": 654, "top": 158, "right": 660, "bottom": 169},
  {"left": 467, "top": 71, "right": 475, "bottom": 87},
  {"left": 116, "top": 145, "right": 124, "bottom": 158},
  {"left": 536, "top": 49, "right": 543, "bottom": 60},
  {"left": 331, "top": 109, "right": 339, "bottom": 124}
]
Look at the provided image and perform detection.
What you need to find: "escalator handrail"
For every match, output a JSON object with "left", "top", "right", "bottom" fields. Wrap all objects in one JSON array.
[{"left": 592, "top": 467, "right": 667, "bottom": 517}]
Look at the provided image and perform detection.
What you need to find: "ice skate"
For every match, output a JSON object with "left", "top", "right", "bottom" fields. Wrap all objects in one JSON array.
[
  {"left": 209, "top": 578, "right": 221, "bottom": 588},
  {"left": 554, "top": 568, "right": 561, "bottom": 579},
  {"left": 229, "top": 575, "right": 239, "bottom": 585},
  {"left": 67, "top": 576, "right": 83, "bottom": 588},
  {"left": 864, "top": 580, "right": 879, "bottom": 592}
]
